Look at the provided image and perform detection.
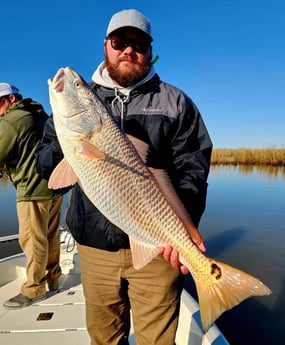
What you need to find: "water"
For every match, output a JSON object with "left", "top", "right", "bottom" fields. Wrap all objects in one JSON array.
[
  {"left": 0, "top": 175, "right": 21, "bottom": 258},
  {"left": 186, "top": 165, "right": 285, "bottom": 345},
  {"left": 0, "top": 166, "right": 284, "bottom": 344}
]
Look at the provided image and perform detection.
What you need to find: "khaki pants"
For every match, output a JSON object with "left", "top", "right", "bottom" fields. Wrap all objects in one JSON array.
[
  {"left": 77, "top": 244, "right": 184, "bottom": 345},
  {"left": 17, "top": 197, "right": 63, "bottom": 298}
]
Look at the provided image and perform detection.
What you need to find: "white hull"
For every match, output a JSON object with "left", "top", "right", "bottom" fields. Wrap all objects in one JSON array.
[{"left": 0, "top": 231, "right": 229, "bottom": 345}]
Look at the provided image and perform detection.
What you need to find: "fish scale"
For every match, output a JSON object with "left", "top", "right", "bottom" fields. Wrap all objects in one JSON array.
[{"left": 48, "top": 66, "right": 271, "bottom": 333}]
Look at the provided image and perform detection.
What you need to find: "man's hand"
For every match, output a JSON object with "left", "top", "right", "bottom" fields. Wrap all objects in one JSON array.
[
  {"left": 159, "top": 246, "right": 190, "bottom": 274},
  {"left": 159, "top": 232, "right": 206, "bottom": 275}
]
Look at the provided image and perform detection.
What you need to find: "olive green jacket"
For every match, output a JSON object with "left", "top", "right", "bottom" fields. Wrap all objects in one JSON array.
[{"left": 0, "top": 98, "right": 61, "bottom": 202}]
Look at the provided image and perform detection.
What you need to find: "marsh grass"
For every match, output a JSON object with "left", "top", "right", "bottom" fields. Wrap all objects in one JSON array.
[
  {"left": 1, "top": 149, "right": 285, "bottom": 174},
  {"left": 211, "top": 148, "right": 285, "bottom": 166}
]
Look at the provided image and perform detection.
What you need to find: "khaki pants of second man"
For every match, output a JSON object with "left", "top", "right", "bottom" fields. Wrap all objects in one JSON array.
[
  {"left": 17, "top": 197, "right": 63, "bottom": 298},
  {"left": 78, "top": 244, "right": 184, "bottom": 345}
]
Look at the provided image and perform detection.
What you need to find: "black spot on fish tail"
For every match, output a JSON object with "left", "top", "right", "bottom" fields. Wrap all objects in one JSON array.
[{"left": 211, "top": 263, "right": 222, "bottom": 280}]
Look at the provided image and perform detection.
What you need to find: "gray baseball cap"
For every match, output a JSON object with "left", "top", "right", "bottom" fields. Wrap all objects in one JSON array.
[{"left": 106, "top": 9, "right": 152, "bottom": 41}]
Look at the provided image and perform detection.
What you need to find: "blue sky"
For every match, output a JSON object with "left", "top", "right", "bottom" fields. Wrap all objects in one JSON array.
[{"left": 1, "top": 1, "right": 284, "bottom": 148}]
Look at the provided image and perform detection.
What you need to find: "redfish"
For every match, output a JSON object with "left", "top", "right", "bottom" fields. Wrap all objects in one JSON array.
[{"left": 48, "top": 67, "right": 271, "bottom": 332}]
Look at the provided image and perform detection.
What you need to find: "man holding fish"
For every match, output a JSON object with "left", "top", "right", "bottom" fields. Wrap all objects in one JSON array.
[{"left": 36, "top": 8, "right": 269, "bottom": 345}]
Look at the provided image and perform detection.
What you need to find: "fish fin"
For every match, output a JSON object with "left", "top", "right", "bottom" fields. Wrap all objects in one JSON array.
[
  {"left": 129, "top": 237, "right": 160, "bottom": 270},
  {"left": 77, "top": 140, "right": 105, "bottom": 160},
  {"left": 192, "top": 258, "right": 272, "bottom": 332},
  {"left": 48, "top": 158, "right": 78, "bottom": 189},
  {"left": 127, "top": 134, "right": 149, "bottom": 163},
  {"left": 148, "top": 167, "right": 206, "bottom": 251}
]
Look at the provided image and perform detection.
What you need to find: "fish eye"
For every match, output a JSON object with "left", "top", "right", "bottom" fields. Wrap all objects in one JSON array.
[{"left": 74, "top": 80, "right": 81, "bottom": 88}]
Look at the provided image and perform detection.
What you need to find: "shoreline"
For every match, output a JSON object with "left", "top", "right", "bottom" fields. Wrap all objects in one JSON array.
[{"left": 1, "top": 148, "right": 285, "bottom": 169}]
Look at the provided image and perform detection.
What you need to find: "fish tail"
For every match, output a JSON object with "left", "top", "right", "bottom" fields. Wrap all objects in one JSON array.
[{"left": 193, "top": 259, "right": 272, "bottom": 333}]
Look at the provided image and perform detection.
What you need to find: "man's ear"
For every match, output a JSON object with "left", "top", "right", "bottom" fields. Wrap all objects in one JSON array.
[{"left": 8, "top": 94, "right": 16, "bottom": 103}]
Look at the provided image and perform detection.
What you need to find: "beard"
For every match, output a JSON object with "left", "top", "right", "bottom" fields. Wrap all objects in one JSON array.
[{"left": 105, "top": 53, "right": 151, "bottom": 88}]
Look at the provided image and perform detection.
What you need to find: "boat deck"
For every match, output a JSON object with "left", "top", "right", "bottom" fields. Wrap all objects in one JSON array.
[
  {"left": 0, "top": 251, "right": 91, "bottom": 344},
  {"left": 0, "top": 233, "right": 229, "bottom": 345}
]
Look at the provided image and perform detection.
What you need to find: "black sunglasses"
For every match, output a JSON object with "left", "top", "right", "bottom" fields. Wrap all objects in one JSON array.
[{"left": 106, "top": 36, "right": 150, "bottom": 54}]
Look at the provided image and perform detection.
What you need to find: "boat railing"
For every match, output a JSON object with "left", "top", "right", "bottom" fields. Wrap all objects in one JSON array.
[{"left": 0, "top": 234, "right": 19, "bottom": 243}]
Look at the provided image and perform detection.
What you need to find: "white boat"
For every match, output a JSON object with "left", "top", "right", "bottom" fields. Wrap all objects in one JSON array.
[{"left": 0, "top": 230, "right": 229, "bottom": 345}]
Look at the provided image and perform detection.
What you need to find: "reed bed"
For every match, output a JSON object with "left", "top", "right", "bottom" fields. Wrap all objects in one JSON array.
[
  {"left": 211, "top": 148, "right": 285, "bottom": 166},
  {"left": 1, "top": 149, "right": 285, "bottom": 172}
]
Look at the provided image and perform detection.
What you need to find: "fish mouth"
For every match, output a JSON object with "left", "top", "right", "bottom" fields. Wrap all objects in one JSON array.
[
  {"left": 48, "top": 68, "right": 66, "bottom": 92},
  {"left": 48, "top": 67, "right": 86, "bottom": 119}
]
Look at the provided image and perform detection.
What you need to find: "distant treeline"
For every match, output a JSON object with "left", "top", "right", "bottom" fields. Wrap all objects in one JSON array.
[{"left": 211, "top": 148, "right": 285, "bottom": 166}]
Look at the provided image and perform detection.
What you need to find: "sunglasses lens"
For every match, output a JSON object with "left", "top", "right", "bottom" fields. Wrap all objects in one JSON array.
[
  {"left": 110, "top": 37, "right": 149, "bottom": 54},
  {"left": 136, "top": 41, "right": 149, "bottom": 54},
  {"left": 111, "top": 37, "right": 125, "bottom": 51}
]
